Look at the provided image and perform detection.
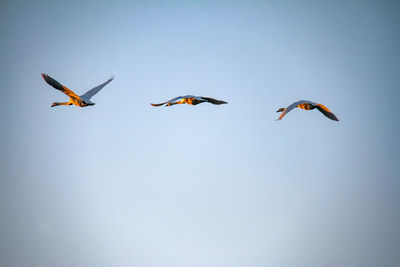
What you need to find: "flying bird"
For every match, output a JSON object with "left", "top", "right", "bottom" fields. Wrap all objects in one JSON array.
[
  {"left": 42, "top": 73, "right": 114, "bottom": 107},
  {"left": 151, "top": 95, "right": 228, "bottom": 107},
  {"left": 276, "top": 100, "right": 339, "bottom": 121}
]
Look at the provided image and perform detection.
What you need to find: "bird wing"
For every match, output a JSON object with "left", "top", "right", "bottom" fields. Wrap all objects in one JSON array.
[
  {"left": 150, "top": 96, "right": 187, "bottom": 106},
  {"left": 80, "top": 77, "right": 114, "bottom": 100},
  {"left": 277, "top": 100, "right": 311, "bottom": 120},
  {"left": 41, "top": 73, "right": 81, "bottom": 100},
  {"left": 201, "top": 97, "right": 228, "bottom": 105},
  {"left": 316, "top": 104, "right": 339, "bottom": 121}
]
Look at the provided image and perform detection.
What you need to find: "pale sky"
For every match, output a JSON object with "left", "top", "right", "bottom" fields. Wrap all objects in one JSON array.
[{"left": 1, "top": 1, "right": 399, "bottom": 266}]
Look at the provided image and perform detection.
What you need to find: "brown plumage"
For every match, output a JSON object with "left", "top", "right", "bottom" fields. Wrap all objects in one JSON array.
[
  {"left": 151, "top": 95, "right": 228, "bottom": 107},
  {"left": 42, "top": 73, "right": 113, "bottom": 107},
  {"left": 276, "top": 100, "right": 339, "bottom": 121}
]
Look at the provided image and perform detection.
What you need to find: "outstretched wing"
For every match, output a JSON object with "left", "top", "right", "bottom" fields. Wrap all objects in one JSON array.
[
  {"left": 277, "top": 100, "right": 310, "bottom": 120},
  {"left": 316, "top": 104, "right": 339, "bottom": 121},
  {"left": 151, "top": 96, "right": 185, "bottom": 106},
  {"left": 201, "top": 97, "right": 228, "bottom": 105},
  {"left": 41, "top": 73, "right": 80, "bottom": 99},
  {"left": 80, "top": 77, "right": 114, "bottom": 100}
]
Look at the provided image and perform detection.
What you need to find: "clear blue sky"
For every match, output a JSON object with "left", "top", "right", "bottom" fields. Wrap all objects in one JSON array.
[{"left": 1, "top": 1, "right": 399, "bottom": 266}]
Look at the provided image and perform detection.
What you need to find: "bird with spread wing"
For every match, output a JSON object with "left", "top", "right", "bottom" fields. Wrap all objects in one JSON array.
[
  {"left": 276, "top": 100, "right": 339, "bottom": 121},
  {"left": 151, "top": 95, "right": 227, "bottom": 107},
  {"left": 42, "top": 73, "right": 113, "bottom": 107}
]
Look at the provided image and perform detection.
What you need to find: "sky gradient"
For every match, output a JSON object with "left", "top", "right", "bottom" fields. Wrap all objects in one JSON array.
[{"left": 1, "top": 1, "right": 399, "bottom": 266}]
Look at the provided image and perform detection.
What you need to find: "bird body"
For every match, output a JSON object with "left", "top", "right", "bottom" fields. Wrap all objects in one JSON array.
[
  {"left": 42, "top": 73, "right": 113, "bottom": 107},
  {"left": 277, "top": 100, "right": 339, "bottom": 121},
  {"left": 151, "top": 95, "right": 227, "bottom": 107}
]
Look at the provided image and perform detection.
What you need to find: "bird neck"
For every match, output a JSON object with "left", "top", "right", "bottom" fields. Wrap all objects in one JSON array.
[{"left": 53, "top": 102, "right": 70, "bottom": 106}]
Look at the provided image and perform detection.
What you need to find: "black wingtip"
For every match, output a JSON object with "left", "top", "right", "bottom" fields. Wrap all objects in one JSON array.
[{"left": 329, "top": 113, "right": 339, "bottom": 121}]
